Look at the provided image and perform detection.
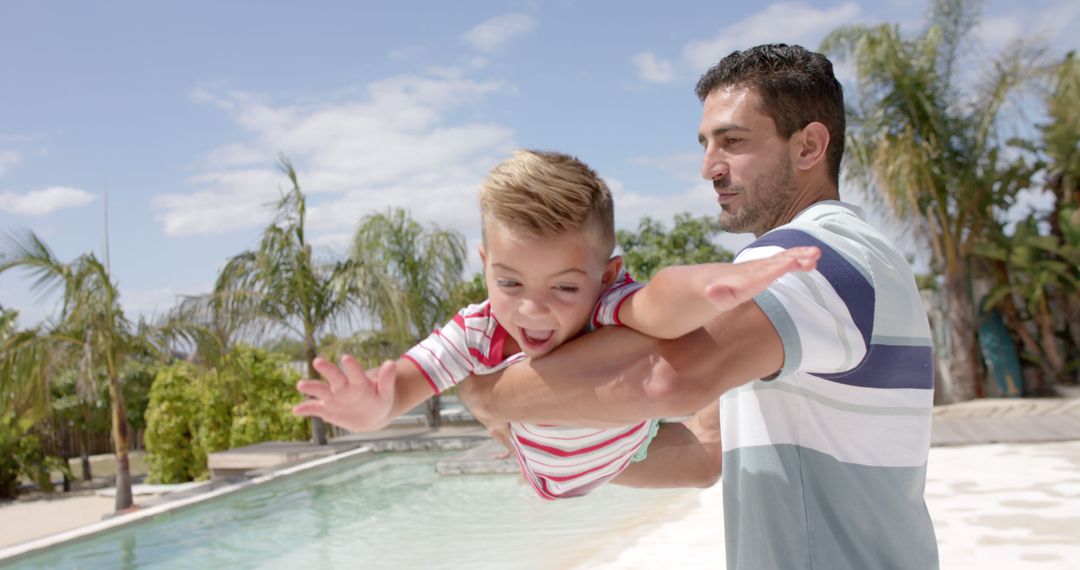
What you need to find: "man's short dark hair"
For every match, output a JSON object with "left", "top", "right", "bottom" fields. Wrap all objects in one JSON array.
[{"left": 695, "top": 44, "right": 845, "bottom": 185}]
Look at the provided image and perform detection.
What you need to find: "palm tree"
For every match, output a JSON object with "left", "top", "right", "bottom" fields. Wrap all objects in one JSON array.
[
  {"left": 0, "top": 232, "right": 143, "bottom": 510},
  {"left": 974, "top": 52, "right": 1080, "bottom": 390},
  {"left": 159, "top": 269, "right": 258, "bottom": 369},
  {"left": 350, "top": 208, "right": 467, "bottom": 428},
  {"left": 211, "top": 158, "right": 356, "bottom": 445},
  {"left": 1038, "top": 51, "right": 1080, "bottom": 370},
  {"left": 821, "top": 0, "right": 1044, "bottom": 402}
]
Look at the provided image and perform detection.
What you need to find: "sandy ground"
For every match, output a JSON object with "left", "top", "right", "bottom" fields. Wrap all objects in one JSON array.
[
  {"left": 3, "top": 442, "right": 1079, "bottom": 567},
  {"left": 578, "top": 441, "right": 1080, "bottom": 569},
  {"left": 0, "top": 494, "right": 116, "bottom": 549}
]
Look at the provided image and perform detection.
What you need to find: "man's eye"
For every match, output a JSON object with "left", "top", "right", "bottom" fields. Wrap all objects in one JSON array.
[{"left": 725, "top": 137, "right": 742, "bottom": 146}]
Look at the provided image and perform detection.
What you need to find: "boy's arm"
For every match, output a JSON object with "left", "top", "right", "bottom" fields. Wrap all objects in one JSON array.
[
  {"left": 460, "top": 294, "right": 781, "bottom": 426},
  {"left": 293, "top": 355, "right": 435, "bottom": 432},
  {"left": 612, "top": 401, "right": 722, "bottom": 488},
  {"left": 459, "top": 247, "right": 813, "bottom": 426},
  {"left": 618, "top": 246, "right": 819, "bottom": 339}
]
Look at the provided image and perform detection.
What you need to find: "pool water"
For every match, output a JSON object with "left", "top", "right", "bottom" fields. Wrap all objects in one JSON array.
[{"left": 4, "top": 450, "right": 699, "bottom": 569}]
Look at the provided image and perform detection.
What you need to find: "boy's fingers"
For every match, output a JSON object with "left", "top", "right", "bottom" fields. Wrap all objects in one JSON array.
[
  {"left": 706, "top": 250, "right": 812, "bottom": 308},
  {"left": 296, "top": 380, "right": 333, "bottom": 400},
  {"left": 313, "top": 356, "right": 348, "bottom": 390},
  {"left": 292, "top": 400, "right": 326, "bottom": 418},
  {"left": 781, "top": 246, "right": 820, "bottom": 270},
  {"left": 340, "top": 354, "right": 371, "bottom": 386}
]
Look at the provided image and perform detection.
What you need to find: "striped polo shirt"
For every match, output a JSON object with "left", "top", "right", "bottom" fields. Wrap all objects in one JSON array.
[
  {"left": 722, "top": 201, "right": 939, "bottom": 569},
  {"left": 404, "top": 270, "right": 651, "bottom": 500}
]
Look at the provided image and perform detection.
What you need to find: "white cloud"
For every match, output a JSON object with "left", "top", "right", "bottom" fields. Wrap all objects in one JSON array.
[
  {"left": 0, "top": 186, "right": 95, "bottom": 216},
  {"left": 0, "top": 151, "right": 21, "bottom": 176},
  {"left": 463, "top": 13, "right": 536, "bottom": 52},
  {"left": 630, "top": 152, "right": 704, "bottom": 184},
  {"left": 121, "top": 285, "right": 210, "bottom": 323},
  {"left": 632, "top": 52, "right": 677, "bottom": 84},
  {"left": 158, "top": 72, "right": 516, "bottom": 237},
  {"left": 977, "top": 0, "right": 1080, "bottom": 52},
  {"left": 976, "top": 16, "right": 1024, "bottom": 50},
  {"left": 682, "top": 2, "right": 862, "bottom": 71}
]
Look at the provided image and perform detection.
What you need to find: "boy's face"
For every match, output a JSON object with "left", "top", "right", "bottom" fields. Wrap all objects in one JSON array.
[{"left": 480, "top": 222, "right": 620, "bottom": 358}]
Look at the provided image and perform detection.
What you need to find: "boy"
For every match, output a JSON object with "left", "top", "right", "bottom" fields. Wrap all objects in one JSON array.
[{"left": 294, "top": 149, "right": 818, "bottom": 499}]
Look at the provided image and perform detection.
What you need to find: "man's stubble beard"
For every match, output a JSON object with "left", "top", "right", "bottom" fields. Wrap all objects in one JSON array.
[{"left": 717, "top": 156, "right": 796, "bottom": 237}]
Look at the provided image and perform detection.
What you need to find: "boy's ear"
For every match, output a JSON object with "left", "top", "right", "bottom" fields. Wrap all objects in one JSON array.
[
  {"left": 478, "top": 245, "right": 487, "bottom": 267},
  {"left": 602, "top": 255, "right": 624, "bottom": 287}
]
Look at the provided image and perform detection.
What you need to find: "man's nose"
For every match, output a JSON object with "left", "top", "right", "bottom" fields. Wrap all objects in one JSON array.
[{"left": 701, "top": 149, "right": 728, "bottom": 181}]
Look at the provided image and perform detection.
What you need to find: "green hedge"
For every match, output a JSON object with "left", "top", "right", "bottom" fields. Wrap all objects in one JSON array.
[
  {"left": 144, "top": 346, "right": 309, "bottom": 483},
  {"left": 0, "top": 413, "right": 69, "bottom": 499}
]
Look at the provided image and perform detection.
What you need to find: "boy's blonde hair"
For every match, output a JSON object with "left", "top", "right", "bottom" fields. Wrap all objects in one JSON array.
[{"left": 478, "top": 149, "right": 615, "bottom": 258}]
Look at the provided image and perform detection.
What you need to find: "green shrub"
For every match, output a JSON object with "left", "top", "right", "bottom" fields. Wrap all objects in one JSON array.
[
  {"left": 144, "top": 345, "right": 309, "bottom": 483},
  {"left": 0, "top": 414, "right": 69, "bottom": 499},
  {"left": 143, "top": 362, "right": 201, "bottom": 484},
  {"left": 228, "top": 351, "right": 308, "bottom": 447}
]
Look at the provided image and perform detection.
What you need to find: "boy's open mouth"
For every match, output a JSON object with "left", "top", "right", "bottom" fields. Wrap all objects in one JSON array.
[{"left": 519, "top": 328, "right": 555, "bottom": 350}]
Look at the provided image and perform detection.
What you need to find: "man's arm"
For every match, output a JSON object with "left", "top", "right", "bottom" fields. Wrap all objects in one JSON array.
[
  {"left": 612, "top": 401, "right": 722, "bottom": 488},
  {"left": 460, "top": 297, "right": 782, "bottom": 426}
]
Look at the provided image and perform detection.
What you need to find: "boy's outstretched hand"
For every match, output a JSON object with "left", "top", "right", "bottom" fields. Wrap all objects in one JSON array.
[
  {"left": 293, "top": 356, "right": 397, "bottom": 432},
  {"left": 704, "top": 246, "right": 820, "bottom": 308}
]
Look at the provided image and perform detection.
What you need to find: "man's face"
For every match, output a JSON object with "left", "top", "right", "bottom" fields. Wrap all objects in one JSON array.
[
  {"left": 698, "top": 86, "right": 797, "bottom": 237},
  {"left": 480, "top": 223, "right": 618, "bottom": 358}
]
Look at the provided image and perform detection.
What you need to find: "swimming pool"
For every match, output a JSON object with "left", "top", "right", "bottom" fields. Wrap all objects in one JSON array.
[{"left": 3, "top": 449, "right": 699, "bottom": 569}]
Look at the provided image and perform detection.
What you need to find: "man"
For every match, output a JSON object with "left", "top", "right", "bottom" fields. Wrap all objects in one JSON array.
[{"left": 461, "top": 44, "right": 939, "bottom": 569}]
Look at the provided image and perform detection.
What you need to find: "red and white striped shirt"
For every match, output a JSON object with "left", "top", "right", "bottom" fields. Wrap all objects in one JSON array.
[{"left": 403, "top": 270, "right": 650, "bottom": 499}]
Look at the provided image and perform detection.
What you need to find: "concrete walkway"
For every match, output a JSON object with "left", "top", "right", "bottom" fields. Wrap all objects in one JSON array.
[{"left": 932, "top": 393, "right": 1080, "bottom": 446}]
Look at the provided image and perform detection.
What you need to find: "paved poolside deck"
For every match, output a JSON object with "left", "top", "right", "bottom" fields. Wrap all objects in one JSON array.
[
  {"left": 931, "top": 392, "right": 1080, "bottom": 446},
  {"left": 204, "top": 390, "right": 1080, "bottom": 480},
  {"left": 2, "top": 389, "right": 1079, "bottom": 564}
]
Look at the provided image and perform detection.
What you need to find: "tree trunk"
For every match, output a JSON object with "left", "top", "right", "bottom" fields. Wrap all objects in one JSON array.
[
  {"left": 940, "top": 270, "right": 982, "bottom": 403},
  {"left": 425, "top": 395, "right": 442, "bottom": 429},
  {"left": 80, "top": 410, "right": 93, "bottom": 481},
  {"left": 1036, "top": 296, "right": 1068, "bottom": 389},
  {"left": 1065, "top": 293, "right": 1080, "bottom": 383},
  {"left": 992, "top": 261, "right": 1050, "bottom": 392},
  {"left": 305, "top": 335, "right": 327, "bottom": 446},
  {"left": 108, "top": 374, "right": 133, "bottom": 512}
]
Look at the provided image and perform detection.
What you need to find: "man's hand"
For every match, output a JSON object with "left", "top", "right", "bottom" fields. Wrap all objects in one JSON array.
[
  {"left": 293, "top": 355, "right": 398, "bottom": 432},
  {"left": 704, "top": 246, "right": 819, "bottom": 308},
  {"left": 460, "top": 385, "right": 515, "bottom": 458}
]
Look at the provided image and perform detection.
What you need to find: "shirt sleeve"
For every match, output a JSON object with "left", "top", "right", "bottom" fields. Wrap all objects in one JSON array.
[
  {"left": 590, "top": 269, "right": 645, "bottom": 329},
  {"left": 738, "top": 230, "right": 869, "bottom": 379},
  {"left": 402, "top": 303, "right": 491, "bottom": 394}
]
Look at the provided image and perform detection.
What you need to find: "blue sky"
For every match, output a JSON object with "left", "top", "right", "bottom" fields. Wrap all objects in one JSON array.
[{"left": 2, "top": 0, "right": 1079, "bottom": 327}]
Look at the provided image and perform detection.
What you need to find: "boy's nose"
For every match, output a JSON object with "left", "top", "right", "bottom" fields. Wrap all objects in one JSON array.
[{"left": 518, "top": 298, "right": 550, "bottom": 319}]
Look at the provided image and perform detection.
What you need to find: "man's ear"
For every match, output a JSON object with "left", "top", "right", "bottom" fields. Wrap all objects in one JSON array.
[
  {"left": 602, "top": 255, "right": 624, "bottom": 287},
  {"left": 791, "top": 122, "right": 830, "bottom": 172}
]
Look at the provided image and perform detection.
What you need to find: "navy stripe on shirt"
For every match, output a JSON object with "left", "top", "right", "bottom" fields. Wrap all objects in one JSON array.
[
  {"left": 816, "top": 344, "right": 934, "bottom": 390},
  {"left": 749, "top": 229, "right": 874, "bottom": 348}
]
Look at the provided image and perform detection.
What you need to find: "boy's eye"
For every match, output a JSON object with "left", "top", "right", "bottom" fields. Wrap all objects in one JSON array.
[
  {"left": 496, "top": 279, "right": 520, "bottom": 288},
  {"left": 554, "top": 285, "right": 580, "bottom": 294}
]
